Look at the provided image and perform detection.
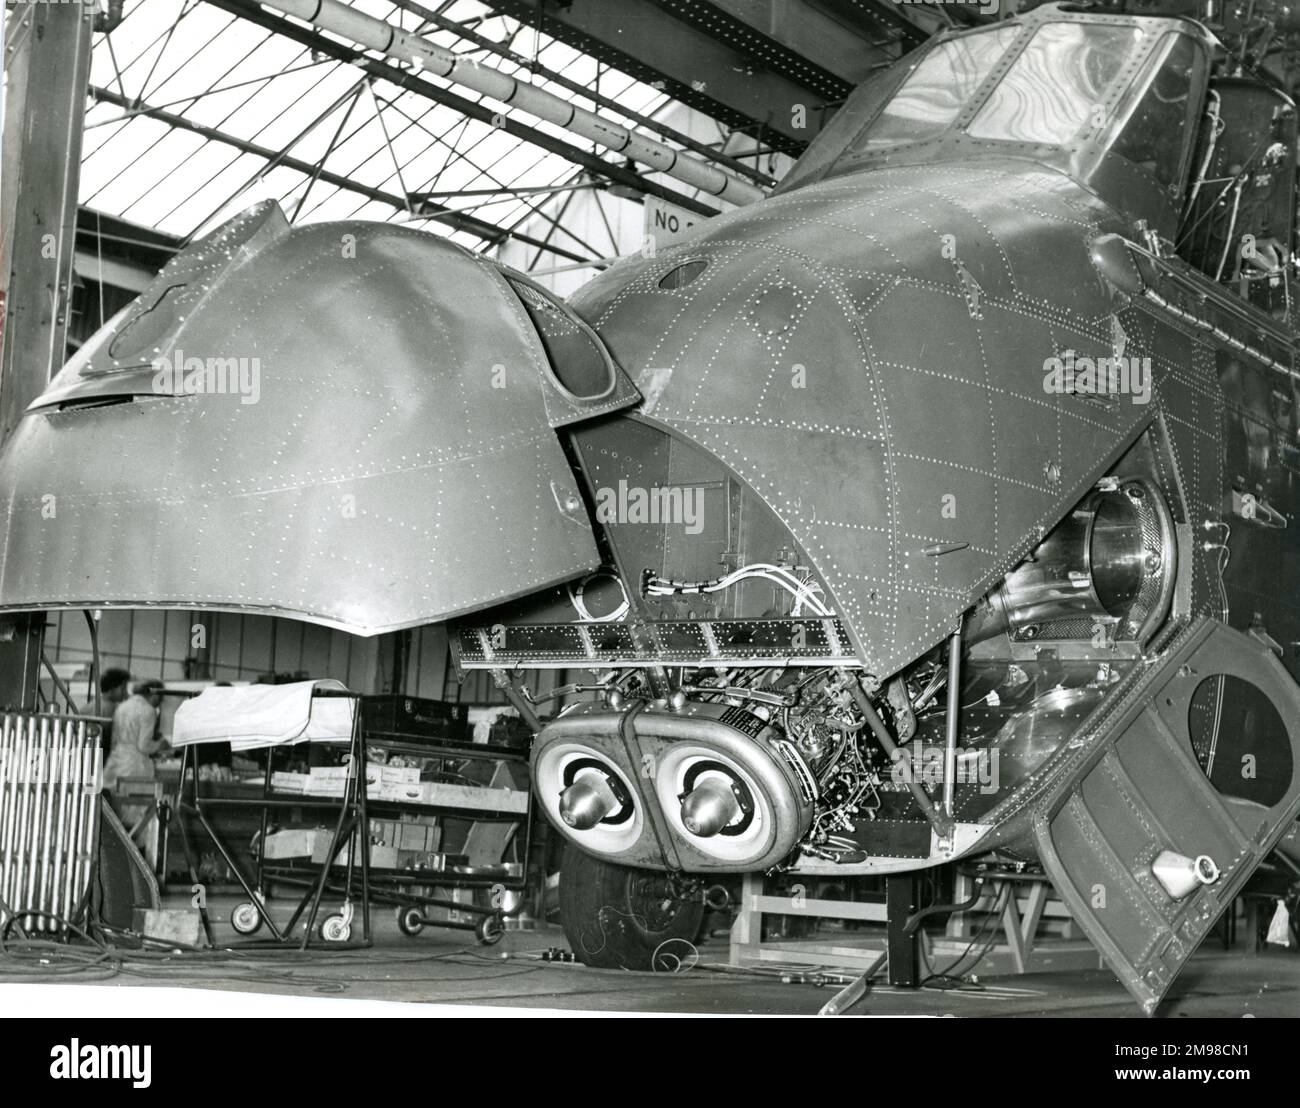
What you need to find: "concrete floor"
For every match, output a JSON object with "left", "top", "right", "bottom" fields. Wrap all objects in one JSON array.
[{"left": 26, "top": 894, "right": 1299, "bottom": 1016}]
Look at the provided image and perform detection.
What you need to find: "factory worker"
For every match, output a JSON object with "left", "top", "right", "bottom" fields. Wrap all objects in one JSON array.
[
  {"left": 96, "top": 667, "right": 132, "bottom": 754},
  {"left": 102, "top": 678, "right": 167, "bottom": 791}
]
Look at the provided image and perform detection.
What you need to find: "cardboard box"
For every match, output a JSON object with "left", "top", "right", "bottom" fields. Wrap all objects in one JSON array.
[
  {"left": 310, "top": 765, "right": 350, "bottom": 781},
  {"left": 362, "top": 844, "right": 400, "bottom": 870},
  {"left": 308, "top": 766, "right": 350, "bottom": 796},
  {"left": 379, "top": 780, "right": 425, "bottom": 804},
  {"left": 396, "top": 821, "right": 440, "bottom": 852},
  {"left": 420, "top": 782, "right": 529, "bottom": 814},
  {"left": 262, "top": 828, "right": 322, "bottom": 859},
  {"left": 311, "top": 836, "right": 342, "bottom": 866},
  {"left": 395, "top": 822, "right": 420, "bottom": 852},
  {"left": 134, "top": 908, "right": 204, "bottom": 948},
  {"left": 367, "top": 818, "right": 435, "bottom": 849},
  {"left": 381, "top": 764, "right": 421, "bottom": 785},
  {"left": 310, "top": 838, "right": 399, "bottom": 870}
]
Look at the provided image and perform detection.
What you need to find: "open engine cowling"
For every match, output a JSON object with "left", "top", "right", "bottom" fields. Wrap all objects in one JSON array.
[
  {"left": 0, "top": 200, "right": 640, "bottom": 635},
  {"left": 531, "top": 700, "right": 816, "bottom": 872}
]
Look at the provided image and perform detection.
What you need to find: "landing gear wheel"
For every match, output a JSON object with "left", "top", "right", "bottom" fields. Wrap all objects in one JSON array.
[
  {"left": 320, "top": 914, "right": 351, "bottom": 943},
  {"left": 230, "top": 901, "right": 262, "bottom": 936},
  {"left": 558, "top": 843, "right": 705, "bottom": 970},
  {"left": 476, "top": 914, "right": 504, "bottom": 945},
  {"left": 397, "top": 906, "right": 425, "bottom": 937}
]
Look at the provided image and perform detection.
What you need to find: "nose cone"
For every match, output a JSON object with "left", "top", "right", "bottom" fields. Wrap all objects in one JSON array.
[
  {"left": 559, "top": 773, "right": 618, "bottom": 830},
  {"left": 681, "top": 779, "right": 742, "bottom": 837}
]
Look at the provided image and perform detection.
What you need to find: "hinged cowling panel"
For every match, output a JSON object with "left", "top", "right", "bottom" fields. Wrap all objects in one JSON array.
[
  {"left": 0, "top": 202, "right": 635, "bottom": 633},
  {"left": 1033, "top": 619, "right": 1300, "bottom": 1013}
]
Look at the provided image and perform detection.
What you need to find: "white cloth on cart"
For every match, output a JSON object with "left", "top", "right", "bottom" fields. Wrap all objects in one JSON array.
[{"left": 172, "top": 679, "right": 355, "bottom": 750}]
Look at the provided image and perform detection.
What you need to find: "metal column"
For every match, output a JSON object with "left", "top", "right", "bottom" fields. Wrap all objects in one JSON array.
[
  {"left": 885, "top": 872, "right": 922, "bottom": 987},
  {"left": 1, "top": 0, "right": 95, "bottom": 442}
]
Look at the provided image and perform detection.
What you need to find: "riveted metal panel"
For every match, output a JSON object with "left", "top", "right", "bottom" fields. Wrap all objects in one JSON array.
[
  {"left": 0, "top": 203, "right": 613, "bottom": 633},
  {"left": 572, "top": 159, "right": 1153, "bottom": 674}
]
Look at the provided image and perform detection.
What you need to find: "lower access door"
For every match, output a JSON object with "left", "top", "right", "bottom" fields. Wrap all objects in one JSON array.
[{"left": 1033, "top": 618, "right": 1300, "bottom": 1014}]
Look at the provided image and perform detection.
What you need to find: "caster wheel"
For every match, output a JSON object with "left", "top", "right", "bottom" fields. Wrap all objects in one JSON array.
[
  {"left": 320, "top": 914, "right": 351, "bottom": 943},
  {"left": 476, "top": 914, "right": 504, "bottom": 945},
  {"left": 230, "top": 901, "right": 262, "bottom": 936},
  {"left": 396, "top": 906, "right": 425, "bottom": 937}
]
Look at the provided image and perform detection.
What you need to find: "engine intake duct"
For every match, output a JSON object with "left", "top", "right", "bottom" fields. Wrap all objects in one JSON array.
[
  {"left": 531, "top": 700, "right": 815, "bottom": 873},
  {"left": 969, "top": 476, "right": 1176, "bottom": 645}
]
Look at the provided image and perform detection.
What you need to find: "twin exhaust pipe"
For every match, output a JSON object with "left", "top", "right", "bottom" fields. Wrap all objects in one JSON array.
[
  {"left": 533, "top": 700, "right": 814, "bottom": 872},
  {"left": 559, "top": 769, "right": 744, "bottom": 838}
]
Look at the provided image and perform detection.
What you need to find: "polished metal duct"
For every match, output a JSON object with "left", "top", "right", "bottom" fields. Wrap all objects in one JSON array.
[{"left": 0, "top": 713, "right": 102, "bottom": 933}]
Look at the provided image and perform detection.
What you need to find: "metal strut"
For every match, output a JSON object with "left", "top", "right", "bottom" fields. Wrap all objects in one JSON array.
[{"left": 846, "top": 676, "right": 953, "bottom": 840}]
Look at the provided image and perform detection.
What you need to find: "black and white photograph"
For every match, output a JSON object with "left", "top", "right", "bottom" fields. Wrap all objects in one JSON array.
[{"left": 0, "top": 0, "right": 1298, "bottom": 1053}]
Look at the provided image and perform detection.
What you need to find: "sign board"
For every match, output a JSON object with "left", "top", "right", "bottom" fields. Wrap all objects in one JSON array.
[{"left": 643, "top": 196, "right": 702, "bottom": 250}]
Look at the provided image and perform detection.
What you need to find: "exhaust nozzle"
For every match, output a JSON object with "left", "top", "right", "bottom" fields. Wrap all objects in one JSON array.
[
  {"left": 680, "top": 778, "right": 742, "bottom": 837},
  {"left": 559, "top": 773, "right": 619, "bottom": 830}
]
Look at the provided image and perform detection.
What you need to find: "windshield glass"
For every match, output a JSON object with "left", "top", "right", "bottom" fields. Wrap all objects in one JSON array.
[
  {"left": 967, "top": 22, "right": 1145, "bottom": 144},
  {"left": 784, "top": 14, "right": 1206, "bottom": 199},
  {"left": 1110, "top": 33, "right": 1200, "bottom": 187},
  {"left": 853, "top": 24, "right": 1019, "bottom": 150}
]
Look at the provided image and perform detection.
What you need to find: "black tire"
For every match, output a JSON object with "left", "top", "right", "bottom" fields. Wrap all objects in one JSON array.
[
  {"left": 396, "top": 906, "right": 424, "bottom": 937},
  {"left": 558, "top": 844, "right": 705, "bottom": 970},
  {"left": 476, "top": 914, "right": 504, "bottom": 945}
]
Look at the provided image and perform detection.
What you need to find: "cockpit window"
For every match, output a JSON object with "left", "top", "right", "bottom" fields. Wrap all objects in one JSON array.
[
  {"left": 1110, "top": 34, "right": 1200, "bottom": 188},
  {"left": 782, "top": 12, "right": 1210, "bottom": 219},
  {"left": 853, "top": 25, "right": 1019, "bottom": 150},
  {"left": 967, "top": 23, "right": 1144, "bottom": 144}
]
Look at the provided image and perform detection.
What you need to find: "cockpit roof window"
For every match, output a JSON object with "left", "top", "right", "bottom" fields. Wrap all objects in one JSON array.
[
  {"left": 854, "top": 24, "right": 1019, "bottom": 151},
  {"left": 967, "top": 22, "right": 1144, "bottom": 144}
]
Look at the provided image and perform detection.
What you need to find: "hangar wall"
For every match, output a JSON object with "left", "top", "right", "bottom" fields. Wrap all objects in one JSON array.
[{"left": 42, "top": 610, "right": 552, "bottom": 711}]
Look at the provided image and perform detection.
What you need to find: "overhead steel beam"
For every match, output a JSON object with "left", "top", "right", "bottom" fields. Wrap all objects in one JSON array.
[
  {"left": 657, "top": 0, "right": 882, "bottom": 92},
  {"left": 88, "top": 86, "right": 594, "bottom": 264},
  {"left": 256, "top": 0, "right": 764, "bottom": 204},
  {"left": 210, "top": 0, "right": 724, "bottom": 218},
  {"left": 388, "top": 0, "right": 777, "bottom": 188},
  {"left": 483, "top": 0, "right": 902, "bottom": 153},
  {"left": 0, "top": 0, "right": 95, "bottom": 444},
  {"left": 824, "top": 0, "right": 944, "bottom": 35},
  {"left": 76, "top": 209, "right": 180, "bottom": 270}
]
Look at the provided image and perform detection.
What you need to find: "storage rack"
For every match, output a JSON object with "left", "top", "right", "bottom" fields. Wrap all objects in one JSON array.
[
  {"left": 173, "top": 691, "right": 534, "bottom": 948},
  {"left": 173, "top": 688, "right": 370, "bottom": 949},
  {"left": 257, "top": 731, "right": 534, "bottom": 944}
]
